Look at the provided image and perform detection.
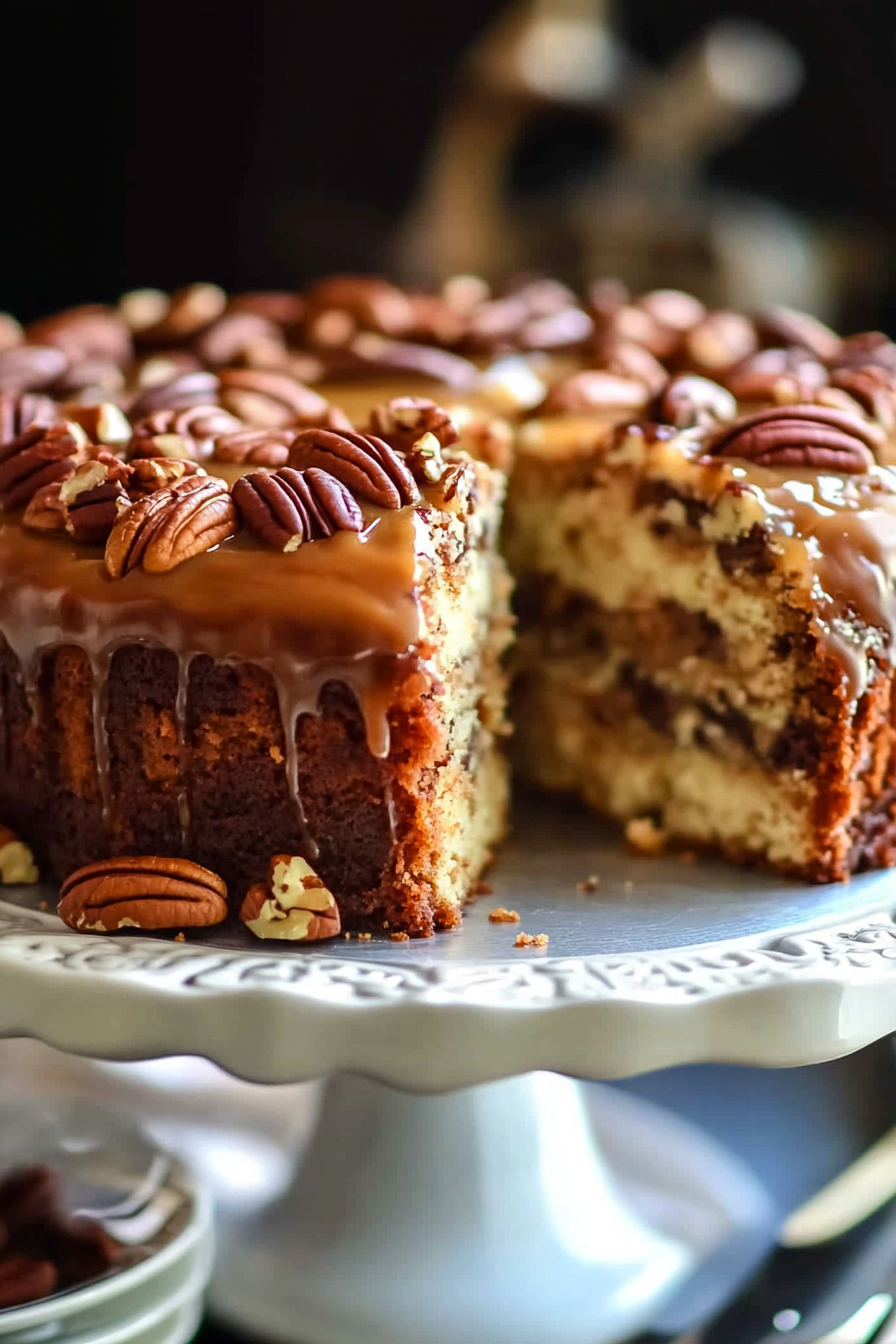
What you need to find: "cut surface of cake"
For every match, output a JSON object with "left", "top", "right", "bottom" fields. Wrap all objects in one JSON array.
[{"left": 507, "top": 397, "right": 896, "bottom": 882}]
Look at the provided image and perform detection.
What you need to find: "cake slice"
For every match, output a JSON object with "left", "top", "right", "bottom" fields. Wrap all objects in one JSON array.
[
  {"left": 0, "top": 412, "right": 511, "bottom": 937},
  {"left": 507, "top": 400, "right": 896, "bottom": 881}
]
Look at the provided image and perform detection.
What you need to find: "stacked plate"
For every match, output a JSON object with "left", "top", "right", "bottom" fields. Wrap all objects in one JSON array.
[{"left": 0, "top": 1100, "right": 213, "bottom": 1344}]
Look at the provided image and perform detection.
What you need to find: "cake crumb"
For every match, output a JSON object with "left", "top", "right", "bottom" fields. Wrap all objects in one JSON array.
[
  {"left": 473, "top": 880, "right": 494, "bottom": 896},
  {"left": 514, "top": 932, "right": 549, "bottom": 949},
  {"left": 269, "top": 745, "right": 284, "bottom": 764},
  {"left": 358, "top": 932, "right": 372, "bottom": 941},
  {"left": 390, "top": 931, "right": 410, "bottom": 942},
  {"left": 489, "top": 907, "right": 520, "bottom": 923},
  {"left": 175, "top": 932, "right": 185, "bottom": 942},
  {"left": 576, "top": 875, "right": 600, "bottom": 893},
  {"left": 625, "top": 816, "right": 667, "bottom": 855}
]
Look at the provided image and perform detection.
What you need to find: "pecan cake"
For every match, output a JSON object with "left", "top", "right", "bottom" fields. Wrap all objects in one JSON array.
[
  {"left": 6, "top": 273, "right": 896, "bottom": 936},
  {"left": 506, "top": 292, "right": 896, "bottom": 881},
  {"left": 0, "top": 283, "right": 516, "bottom": 937}
]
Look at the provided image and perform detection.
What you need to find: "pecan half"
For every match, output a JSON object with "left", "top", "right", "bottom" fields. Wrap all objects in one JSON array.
[
  {"left": 212, "top": 428, "right": 294, "bottom": 467},
  {"left": 636, "top": 288, "right": 706, "bottom": 332},
  {"left": 725, "top": 347, "right": 828, "bottom": 401},
  {"left": 54, "top": 357, "right": 126, "bottom": 400},
  {"left": 105, "top": 477, "right": 237, "bottom": 577},
  {"left": 367, "top": 397, "right": 459, "bottom": 455},
  {"left": 302, "top": 275, "right": 415, "bottom": 341},
  {"left": 756, "top": 304, "right": 843, "bottom": 363},
  {"left": 218, "top": 369, "right": 330, "bottom": 429},
  {"left": 0, "top": 825, "right": 38, "bottom": 884},
  {"left": 659, "top": 375, "right": 737, "bottom": 429},
  {"left": 22, "top": 481, "right": 67, "bottom": 533},
  {"left": 0, "top": 423, "right": 88, "bottom": 510},
  {"left": 537, "top": 369, "right": 650, "bottom": 416},
  {"left": 128, "top": 457, "right": 204, "bottom": 498},
  {"left": 127, "top": 370, "right": 220, "bottom": 421},
  {"left": 60, "top": 456, "right": 133, "bottom": 544},
  {"left": 602, "top": 340, "right": 668, "bottom": 397},
  {"left": 681, "top": 310, "right": 758, "bottom": 373},
  {"left": 836, "top": 332, "right": 896, "bottom": 374},
  {"left": 830, "top": 365, "right": 896, "bottom": 432},
  {"left": 704, "top": 404, "right": 882, "bottom": 472},
  {"left": 323, "top": 334, "right": 478, "bottom": 390},
  {"left": 134, "top": 282, "right": 227, "bottom": 346},
  {"left": 0, "top": 345, "right": 69, "bottom": 396},
  {"left": 239, "top": 855, "right": 341, "bottom": 941},
  {"left": 0, "top": 392, "right": 57, "bottom": 449},
  {"left": 26, "top": 304, "right": 132, "bottom": 366},
  {"left": 194, "top": 312, "right": 284, "bottom": 366},
  {"left": 288, "top": 427, "right": 419, "bottom": 508},
  {"left": 58, "top": 855, "right": 228, "bottom": 931},
  {"left": 232, "top": 467, "right": 362, "bottom": 551},
  {"left": 128, "top": 405, "right": 242, "bottom": 461}
]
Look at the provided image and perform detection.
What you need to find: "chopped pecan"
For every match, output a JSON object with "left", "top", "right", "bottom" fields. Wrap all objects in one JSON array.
[
  {"left": 0, "top": 345, "right": 69, "bottom": 396},
  {"left": 232, "top": 467, "right": 362, "bottom": 551},
  {"left": 537, "top": 369, "right": 650, "bottom": 416},
  {"left": 212, "top": 427, "right": 294, "bottom": 467},
  {"left": 403, "top": 432, "right": 447, "bottom": 484},
  {"left": 659, "top": 375, "right": 737, "bottom": 429},
  {"left": 128, "top": 457, "right": 204, "bottom": 498},
  {"left": 288, "top": 427, "right": 419, "bottom": 509},
  {"left": 367, "top": 397, "right": 459, "bottom": 454},
  {"left": 0, "top": 423, "right": 88, "bottom": 510},
  {"left": 0, "top": 392, "right": 57, "bottom": 449},
  {"left": 60, "top": 456, "right": 133, "bottom": 543},
  {"left": 755, "top": 304, "right": 843, "bottom": 363},
  {"left": 22, "top": 481, "right": 67, "bottom": 533},
  {"left": 128, "top": 405, "right": 242, "bottom": 461},
  {"left": 58, "top": 855, "right": 228, "bottom": 931},
  {"left": 64, "top": 402, "right": 132, "bottom": 447},
  {"left": 239, "top": 854, "right": 341, "bottom": 941},
  {"left": 218, "top": 368, "right": 330, "bottom": 428},
  {"left": 105, "top": 476, "right": 237, "bottom": 577},
  {"left": 0, "top": 825, "right": 38, "bottom": 883},
  {"left": 127, "top": 370, "right": 220, "bottom": 421},
  {"left": 704, "top": 404, "right": 882, "bottom": 472}
]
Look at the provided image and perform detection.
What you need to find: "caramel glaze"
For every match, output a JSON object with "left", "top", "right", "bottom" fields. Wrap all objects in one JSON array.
[
  {"left": 663, "top": 441, "right": 896, "bottom": 703},
  {"left": 0, "top": 506, "right": 425, "bottom": 849}
]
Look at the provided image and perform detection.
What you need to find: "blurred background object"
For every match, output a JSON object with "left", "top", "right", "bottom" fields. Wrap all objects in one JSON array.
[{"left": 2, "top": 0, "right": 896, "bottom": 331}]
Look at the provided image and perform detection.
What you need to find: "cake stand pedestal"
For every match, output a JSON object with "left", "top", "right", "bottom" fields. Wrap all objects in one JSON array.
[{"left": 1, "top": 801, "right": 896, "bottom": 1344}]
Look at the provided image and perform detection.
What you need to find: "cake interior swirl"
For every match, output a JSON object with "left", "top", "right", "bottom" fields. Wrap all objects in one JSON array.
[{"left": 4, "top": 275, "right": 896, "bottom": 935}]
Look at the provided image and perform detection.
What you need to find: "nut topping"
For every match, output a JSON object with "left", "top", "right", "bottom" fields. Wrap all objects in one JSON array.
[
  {"left": 0, "top": 392, "right": 57, "bottom": 450},
  {"left": 127, "top": 370, "right": 220, "bottom": 421},
  {"left": 60, "top": 456, "right": 132, "bottom": 544},
  {"left": 22, "top": 481, "right": 67, "bottom": 533},
  {"left": 367, "top": 397, "right": 459, "bottom": 454},
  {"left": 682, "top": 310, "right": 758, "bottom": 373},
  {"left": 218, "top": 369, "right": 330, "bottom": 429},
  {"left": 660, "top": 375, "right": 737, "bottom": 429},
  {"left": 105, "top": 476, "right": 237, "bottom": 577},
  {"left": 0, "top": 423, "right": 88, "bottom": 511},
  {"left": 232, "top": 467, "right": 362, "bottom": 551},
  {"left": 63, "top": 402, "right": 132, "bottom": 447},
  {"left": 58, "top": 855, "right": 228, "bottom": 931},
  {"left": 704, "top": 404, "right": 882, "bottom": 473},
  {"left": 537, "top": 370, "right": 650, "bottom": 416},
  {"left": 212, "top": 427, "right": 294, "bottom": 467},
  {"left": 288, "top": 427, "right": 419, "bottom": 509},
  {"left": 0, "top": 826, "right": 38, "bottom": 884},
  {"left": 128, "top": 457, "right": 204, "bottom": 497},
  {"left": 0, "top": 346, "right": 69, "bottom": 396},
  {"left": 128, "top": 405, "right": 242, "bottom": 461},
  {"left": 239, "top": 855, "right": 341, "bottom": 941},
  {"left": 756, "top": 304, "right": 843, "bottom": 363}
]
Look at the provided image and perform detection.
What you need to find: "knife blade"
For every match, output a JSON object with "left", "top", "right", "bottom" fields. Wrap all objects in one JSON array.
[{"left": 635, "top": 1121, "right": 896, "bottom": 1344}]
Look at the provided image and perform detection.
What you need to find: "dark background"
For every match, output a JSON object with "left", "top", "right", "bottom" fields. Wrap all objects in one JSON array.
[{"left": 3, "top": 0, "right": 895, "bottom": 323}]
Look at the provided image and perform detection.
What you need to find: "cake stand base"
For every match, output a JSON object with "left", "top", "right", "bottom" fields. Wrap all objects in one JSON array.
[{"left": 210, "top": 1071, "right": 708, "bottom": 1344}]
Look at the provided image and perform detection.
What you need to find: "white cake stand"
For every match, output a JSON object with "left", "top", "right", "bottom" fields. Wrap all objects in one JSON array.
[{"left": 1, "top": 798, "right": 896, "bottom": 1344}]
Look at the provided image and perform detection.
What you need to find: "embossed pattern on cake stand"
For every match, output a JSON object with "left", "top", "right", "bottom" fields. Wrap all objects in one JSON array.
[{"left": 0, "top": 798, "right": 895, "bottom": 1344}]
